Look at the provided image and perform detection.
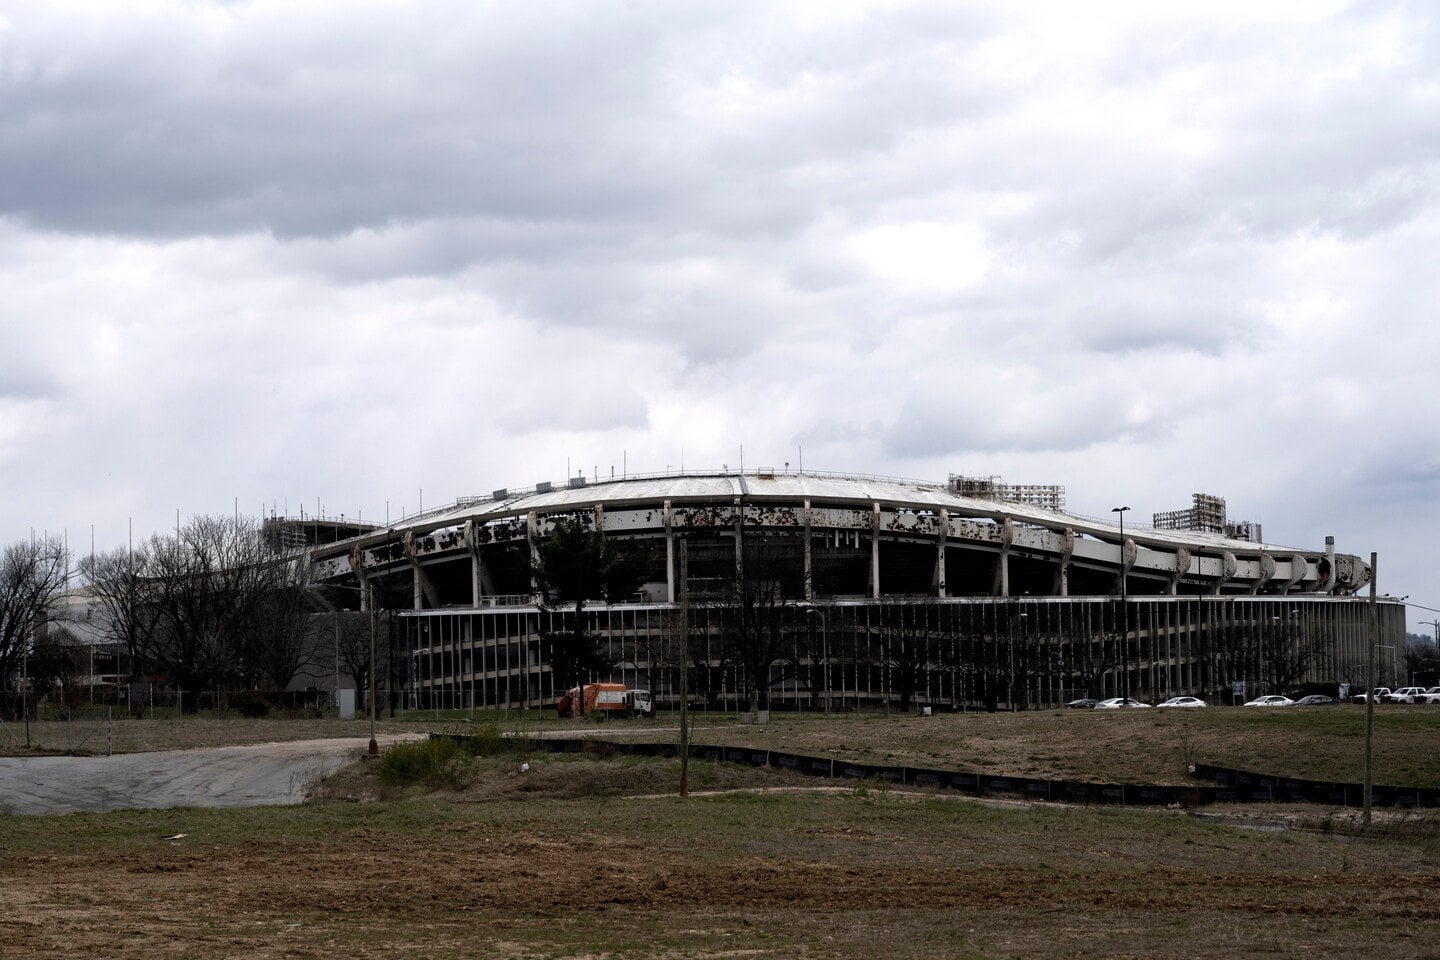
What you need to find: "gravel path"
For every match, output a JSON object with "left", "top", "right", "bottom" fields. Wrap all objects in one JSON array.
[{"left": 0, "top": 736, "right": 418, "bottom": 815}]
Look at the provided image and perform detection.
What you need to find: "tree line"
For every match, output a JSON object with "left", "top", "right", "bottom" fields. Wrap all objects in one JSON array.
[{"left": 0, "top": 516, "right": 327, "bottom": 712}]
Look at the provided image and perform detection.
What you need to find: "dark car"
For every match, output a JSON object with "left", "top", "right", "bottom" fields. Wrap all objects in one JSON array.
[
  {"left": 1066, "top": 698, "right": 1100, "bottom": 709},
  {"left": 1292, "top": 694, "right": 1338, "bottom": 706}
]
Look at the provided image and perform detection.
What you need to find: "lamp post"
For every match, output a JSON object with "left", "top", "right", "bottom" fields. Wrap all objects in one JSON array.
[{"left": 1111, "top": 507, "right": 1130, "bottom": 697}]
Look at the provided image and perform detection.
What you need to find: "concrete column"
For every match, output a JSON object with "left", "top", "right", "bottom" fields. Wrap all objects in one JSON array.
[
  {"left": 935, "top": 508, "right": 949, "bottom": 598},
  {"left": 402, "top": 531, "right": 438, "bottom": 610},
  {"left": 349, "top": 544, "right": 368, "bottom": 612},
  {"left": 1055, "top": 527, "right": 1074, "bottom": 597},
  {"left": 1169, "top": 546, "right": 1191, "bottom": 597},
  {"left": 1212, "top": 551, "right": 1237, "bottom": 595},
  {"left": 527, "top": 512, "right": 540, "bottom": 604},
  {"left": 464, "top": 520, "right": 493, "bottom": 607},
  {"left": 803, "top": 499, "right": 814, "bottom": 601},
  {"left": 1251, "top": 553, "right": 1276, "bottom": 596},
  {"left": 734, "top": 496, "right": 744, "bottom": 581},
  {"left": 994, "top": 516, "right": 1012, "bottom": 598},
  {"left": 664, "top": 499, "right": 675, "bottom": 603},
  {"left": 870, "top": 502, "right": 881, "bottom": 599},
  {"left": 1279, "top": 553, "right": 1307, "bottom": 594}
]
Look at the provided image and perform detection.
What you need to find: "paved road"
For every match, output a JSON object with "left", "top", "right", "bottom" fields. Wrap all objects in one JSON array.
[{"left": 0, "top": 737, "right": 413, "bottom": 816}]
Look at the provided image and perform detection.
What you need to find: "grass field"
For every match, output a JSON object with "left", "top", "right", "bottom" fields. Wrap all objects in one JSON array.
[
  {"left": 6, "top": 704, "right": 1439, "bottom": 788},
  {"left": 2, "top": 746, "right": 1438, "bottom": 959}
]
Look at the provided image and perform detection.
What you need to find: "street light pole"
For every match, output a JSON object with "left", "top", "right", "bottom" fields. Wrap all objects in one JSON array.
[
  {"left": 367, "top": 581, "right": 378, "bottom": 756},
  {"left": 1111, "top": 506, "right": 1130, "bottom": 698}
]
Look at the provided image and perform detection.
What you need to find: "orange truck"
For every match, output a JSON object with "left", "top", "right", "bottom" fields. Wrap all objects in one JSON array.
[{"left": 556, "top": 683, "right": 654, "bottom": 719}]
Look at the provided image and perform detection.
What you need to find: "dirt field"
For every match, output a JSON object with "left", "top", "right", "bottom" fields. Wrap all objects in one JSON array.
[{"left": 2, "top": 751, "right": 1438, "bottom": 959}]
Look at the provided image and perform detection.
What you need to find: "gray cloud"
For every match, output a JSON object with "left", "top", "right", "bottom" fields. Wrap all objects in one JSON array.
[{"left": 2, "top": 0, "right": 1440, "bottom": 626}]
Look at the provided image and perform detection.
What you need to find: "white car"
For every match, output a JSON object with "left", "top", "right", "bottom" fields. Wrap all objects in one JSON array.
[
  {"left": 1420, "top": 687, "right": 1440, "bottom": 704},
  {"left": 1094, "top": 697, "right": 1152, "bottom": 709},
  {"left": 1383, "top": 687, "right": 1427, "bottom": 704},
  {"left": 1243, "top": 695, "right": 1294, "bottom": 707},
  {"left": 1156, "top": 696, "right": 1207, "bottom": 708}
]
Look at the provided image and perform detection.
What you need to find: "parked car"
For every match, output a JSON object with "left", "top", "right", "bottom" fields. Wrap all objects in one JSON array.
[
  {"left": 1419, "top": 687, "right": 1440, "bottom": 704},
  {"left": 1292, "top": 694, "right": 1337, "bottom": 706},
  {"left": 1066, "top": 698, "right": 1100, "bottom": 709},
  {"left": 1352, "top": 687, "right": 1391, "bottom": 704},
  {"left": 1383, "top": 687, "right": 1428, "bottom": 704},
  {"left": 1156, "top": 696, "right": 1207, "bottom": 708},
  {"left": 1243, "top": 695, "right": 1295, "bottom": 707},
  {"left": 1094, "top": 697, "right": 1152, "bottom": 709}
]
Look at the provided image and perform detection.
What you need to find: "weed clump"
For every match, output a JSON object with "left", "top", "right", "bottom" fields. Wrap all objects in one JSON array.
[{"left": 377, "top": 737, "right": 475, "bottom": 790}]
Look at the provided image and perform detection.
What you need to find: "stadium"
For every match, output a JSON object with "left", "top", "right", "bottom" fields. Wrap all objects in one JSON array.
[{"left": 294, "top": 470, "right": 1402, "bottom": 712}]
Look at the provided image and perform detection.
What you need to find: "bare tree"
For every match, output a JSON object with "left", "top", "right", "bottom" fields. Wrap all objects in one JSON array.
[
  {"left": 79, "top": 544, "right": 165, "bottom": 695},
  {"left": 712, "top": 536, "right": 806, "bottom": 711},
  {"left": 0, "top": 536, "right": 70, "bottom": 694},
  {"left": 83, "top": 516, "right": 316, "bottom": 710},
  {"left": 1402, "top": 635, "right": 1439, "bottom": 686},
  {"left": 335, "top": 611, "right": 373, "bottom": 696},
  {"left": 870, "top": 601, "right": 937, "bottom": 712},
  {"left": 26, "top": 624, "right": 83, "bottom": 707}
]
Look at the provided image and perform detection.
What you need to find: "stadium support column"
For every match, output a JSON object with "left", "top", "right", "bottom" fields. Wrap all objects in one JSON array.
[
  {"left": 935, "top": 507, "right": 949, "bottom": 598},
  {"left": 464, "top": 520, "right": 493, "bottom": 607},
  {"left": 349, "top": 543, "right": 369, "bottom": 612},
  {"left": 803, "top": 499, "right": 814, "bottom": 601},
  {"left": 404, "top": 531, "right": 439, "bottom": 610},
  {"left": 1168, "top": 546, "right": 1191, "bottom": 596},
  {"left": 1250, "top": 553, "right": 1275, "bottom": 596},
  {"left": 994, "top": 516, "right": 1012, "bottom": 598},
  {"left": 527, "top": 511, "right": 541, "bottom": 605},
  {"left": 1055, "top": 527, "right": 1074, "bottom": 597},
  {"left": 734, "top": 496, "right": 744, "bottom": 582},
  {"left": 664, "top": 500, "right": 675, "bottom": 603},
  {"left": 870, "top": 502, "right": 881, "bottom": 599},
  {"left": 1212, "top": 551, "right": 1236, "bottom": 595}
]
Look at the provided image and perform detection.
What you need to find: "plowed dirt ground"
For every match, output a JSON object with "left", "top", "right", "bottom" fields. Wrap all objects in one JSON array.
[{"left": 3, "top": 751, "right": 1438, "bottom": 959}]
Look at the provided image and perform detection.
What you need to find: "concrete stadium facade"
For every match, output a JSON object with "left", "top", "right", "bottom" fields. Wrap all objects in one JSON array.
[{"left": 300, "top": 471, "right": 1401, "bottom": 711}]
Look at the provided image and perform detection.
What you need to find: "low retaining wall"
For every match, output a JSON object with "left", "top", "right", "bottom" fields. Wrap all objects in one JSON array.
[
  {"left": 1190, "top": 763, "right": 1440, "bottom": 808},
  {"left": 437, "top": 734, "right": 1440, "bottom": 808}
]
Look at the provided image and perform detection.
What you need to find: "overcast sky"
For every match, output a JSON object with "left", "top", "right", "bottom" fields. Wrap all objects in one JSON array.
[{"left": 3, "top": 1, "right": 1437, "bottom": 627}]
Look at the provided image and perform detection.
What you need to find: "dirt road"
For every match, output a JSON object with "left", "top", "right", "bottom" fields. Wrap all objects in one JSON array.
[{"left": 0, "top": 736, "right": 414, "bottom": 815}]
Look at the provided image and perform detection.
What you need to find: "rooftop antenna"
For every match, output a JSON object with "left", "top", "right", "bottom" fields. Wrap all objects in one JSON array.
[{"left": 740, "top": 445, "right": 744, "bottom": 474}]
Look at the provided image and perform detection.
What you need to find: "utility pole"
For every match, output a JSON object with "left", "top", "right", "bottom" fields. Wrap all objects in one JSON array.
[
  {"left": 1111, "top": 507, "right": 1130, "bottom": 698},
  {"left": 368, "top": 582, "right": 378, "bottom": 756},
  {"left": 678, "top": 540, "right": 690, "bottom": 798},
  {"left": 1363, "top": 552, "right": 1377, "bottom": 826}
]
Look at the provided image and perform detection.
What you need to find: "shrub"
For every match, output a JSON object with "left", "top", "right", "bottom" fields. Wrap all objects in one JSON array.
[
  {"left": 457, "top": 723, "right": 534, "bottom": 758},
  {"left": 232, "top": 692, "right": 270, "bottom": 718},
  {"left": 377, "top": 737, "right": 475, "bottom": 789}
]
